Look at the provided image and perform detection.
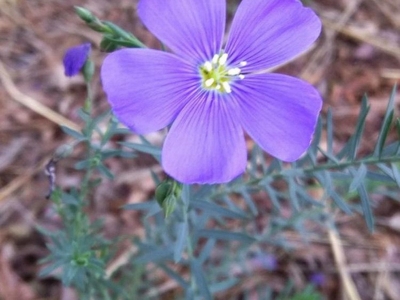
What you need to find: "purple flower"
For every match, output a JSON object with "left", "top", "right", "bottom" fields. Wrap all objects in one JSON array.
[
  {"left": 101, "top": 0, "right": 322, "bottom": 184},
  {"left": 63, "top": 43, "right": 91, "bottom": 77},
  {"left": 310, "top": 272, "right": 326, "bottom": 287}
]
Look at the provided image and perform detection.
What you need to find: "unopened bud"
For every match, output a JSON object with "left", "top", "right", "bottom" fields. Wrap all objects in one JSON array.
[{"left": 74, "top": 6, "right": 95, "bottom": 23}]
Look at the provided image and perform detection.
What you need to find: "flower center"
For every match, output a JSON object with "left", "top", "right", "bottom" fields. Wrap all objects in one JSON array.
[{"left": 199, "top": 53, "right": 246, "bottom": 94}]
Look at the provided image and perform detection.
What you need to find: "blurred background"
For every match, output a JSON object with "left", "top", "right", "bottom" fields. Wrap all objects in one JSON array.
[{"left": 0, "top": 0, "right": 399, "bottom": 299}]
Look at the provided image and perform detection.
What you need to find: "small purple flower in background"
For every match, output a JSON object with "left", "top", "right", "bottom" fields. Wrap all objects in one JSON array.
[
  {"left": 310, "top": 272, "right": 326, "bottom": 287},
  {"left": 101, "top": 0, "right": 322, "bottom": 184},
  {"left": 250, "top": 253, "right": 277, "bottom": 271},
  {"left": 63, "top": 43, "right": 91, "bottom": 77}
]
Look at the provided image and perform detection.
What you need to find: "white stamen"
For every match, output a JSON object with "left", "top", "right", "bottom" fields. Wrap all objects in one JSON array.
[
  {"left": 203, "top": 61, "right": 212, "bottom": 72},
  {"left": 222, "top": 82, "right": 232, "bottom": 93},
  {"left": 212, "top": 54, "right": 219, "bottom": 64},
  {"left": 205, "top": 78, "right": 215, "bottom": 87},
  {"left": 239, "top": 75, "right": 245, "bottom": 80},
  {"left": 216, "top": 84, "right": 222, "bottom": 90},
  {"left": 239, "top": 61, "right": 248, "bottom": 67},
  {"left": 227, "top": 68, "right": 241, "bottom": 76},
  {"left": 218, "top": 53, "right": 228, "bottom": 65}
]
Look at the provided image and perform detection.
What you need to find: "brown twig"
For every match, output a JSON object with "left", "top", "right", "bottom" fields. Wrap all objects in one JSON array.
[{"left": 0, "top": 60, "right": 80, "bottom": 131}]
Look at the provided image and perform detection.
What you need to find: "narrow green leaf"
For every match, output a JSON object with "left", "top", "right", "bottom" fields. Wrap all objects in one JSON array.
[
  {"left": 349, "top": 164, "right": 367, "bottom": 192},
  {"left": 309, "top": 116, "right": 323, "bottom": 156},
  {"left": 181, "top": 184, "right": 190, "bottom": 208},
  {"left": 190, "top": 260, "right": 212, "bottom": 300},
  {"left": 338, "top": 96, "right": 370, "bottom": 160},
  {"left": 287, "top": 177, "right": 300, "bottom": 212},
  {"left": 357, "top": 182, "right": 374, "bottom": 232},
  {"left": 113, "top": 127, "right": 132, "bottom": 135},
  {"left": 315, "top": 171, "right": 352, "bottom": 214},
  {"left": 158, "top": 264, "right": 189, "bottom": 289},
  {"left": 134, "top": 246, "right": 173, "bottom": 264},
  {"left": 119, "top": 141, "right": 161, "bottom": 161},
  {"left": 396, "top": 119, "right": 400, "bottom": 155},
  {"left": 317, "top": 146, "right": 340, "bottom": 164},
  {"left": 75, "top": 159, "right": 90, "bottom": 170},
  {"left": 190, "top": 200, "right": 248, "bottom": 220},
  {"left": 262, "top": 182, "right": 281, "bottom": 210},
  {"left": 173, "top": 222, "right": 187, "bottom": 263},
  {"left": 265, "top": 158, "right": 282, "bottom": 175},
  {"left": 124, "top": 201, "right": 158, "bottom": 211},
  {"left": 391, "top": 163, "right": 400, "bottom": 187},
  {"left": 197, "top": 229, "right": 256, "bottom": 244},
  {"left": 198, "top": 238, "right": 216, "bottom": 264},
  {"left": 61, "top": 126, "right": 86, "bottom": 141},
  {"left": 326, "top": 108, "right": 333, "bottom": 155},
  {"left": 366, "top": 170, "right": 395, "bottom": 182},
  {"left": 77, "top": 108, "right": 90, "bottom": 122},
  {"left": 373, "top": 85, "right": 397, "bottom": 157},
  {"left": 97, "top": 162, "right": 114, "bottom": 179},
  {"left": 238, "top": 188, "right": 258, "bottom": 216},
  {"left": 93, "top": 109, "right": 111, "bottom": 125},
  {"left": 209, "top": 278, "right": 240, "bottom": 294}
]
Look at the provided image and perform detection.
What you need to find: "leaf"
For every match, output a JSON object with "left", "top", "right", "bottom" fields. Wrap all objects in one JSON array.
[
  {"left": 97, "top": 162, "right": 114, "bottom": 179},
  {"left": 239, "top": 188, "right": 258, "bottom": 216},
  {"left": 261, "top": 181, "right": 281, "bottom": 210},
  {"left": 315, "top": 171, "right": 352, "bottom": 214},
  {"left": 357, "top": 182, "right": 374, "bottom": 232},
  {"left": 190, "top": 260, "right": 212, "bottom": 300},
  {"left": 181, "top": 184, "right": 190, "bottom": 208},
  {"left": 265, "top": 158, "right": 282, "bottom": 175},
  {"left": 391, "top": 163, "right": 400, "bottom": 187},
  {"left": 173, "top": 222, "right": 187, "bottom": 263},
  {"left": 119, "top": 141, "right": 161, "bottom": 161},
  {"left": 349, "top": 164, "right": 367, "bottom": 192},
  {"left": 134, "top": 246, "right": 173, "bottom": 264},
  {"left": 309, "top": 116, "right": 323, "bottom": 157},
  {"left": 326, "top": 108, "right": 334, "bottom": 155},
  {"left": 196, "top": 229, "right": 256, "bottom": 244},
  {"left": 190, "top": 200, "right": 248, "bottom": 220},
  {"left": 209, "top": 278, "right": 240, "bottom": 294},
  {"left": 373, "top": 85, "right": 397, "bottom": 157},
  {"left": 124, "top": 201, "right": 158, "bottom": 211},
  {"left": 338, "top": 96, "right": 370, "bottom": 160},
  {"left": 61, "top": 126, "right": 86, "bottom": 141},
  {"left": 75, "top": 159, "right": 90, "bottom": 170},
  {"left": 198, "top": 238, "right": 216, "bottom": 264},
  {"left": 287, "top": 177, "right": 300, "bottom": 212},
  {"left": 158, "top": 264, "right": 189, "bottom": 289}
]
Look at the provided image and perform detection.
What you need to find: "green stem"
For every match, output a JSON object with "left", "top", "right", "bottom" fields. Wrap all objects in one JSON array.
[
  {"left": 181, "top": 197, "right": 196, "bottom": 292},
  {"left": 212, "top": 154, "right": 400, "bottom": 198}
]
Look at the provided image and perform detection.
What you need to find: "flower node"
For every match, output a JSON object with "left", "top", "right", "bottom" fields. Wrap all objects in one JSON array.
[{"left": 199, "top": 53, "right": 246, "bottom": 94}]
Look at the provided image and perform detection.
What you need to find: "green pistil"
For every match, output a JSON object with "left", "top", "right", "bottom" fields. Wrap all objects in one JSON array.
[{"left": 199, "top": 53, "right": 246, "bottom": 94}]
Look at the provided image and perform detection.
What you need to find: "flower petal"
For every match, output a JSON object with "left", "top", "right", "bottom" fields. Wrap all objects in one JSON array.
[
  {"left": 225, "top": 0, "right": 321, "bottom": 72},
  {"left": 162, "top": 92, "right": 246, "bottom": 184},
  {"left": 63, "top": 43, "right": 91, "bottom": 77},
  {"left": 138, "top": 0, "right": 225, "bottom": 63},
  {"left": 101, "top": 48, "right": 198, "bottom": 134},
  {"left": 234, "top": 74, "right": 322, "bottom": 161}
]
